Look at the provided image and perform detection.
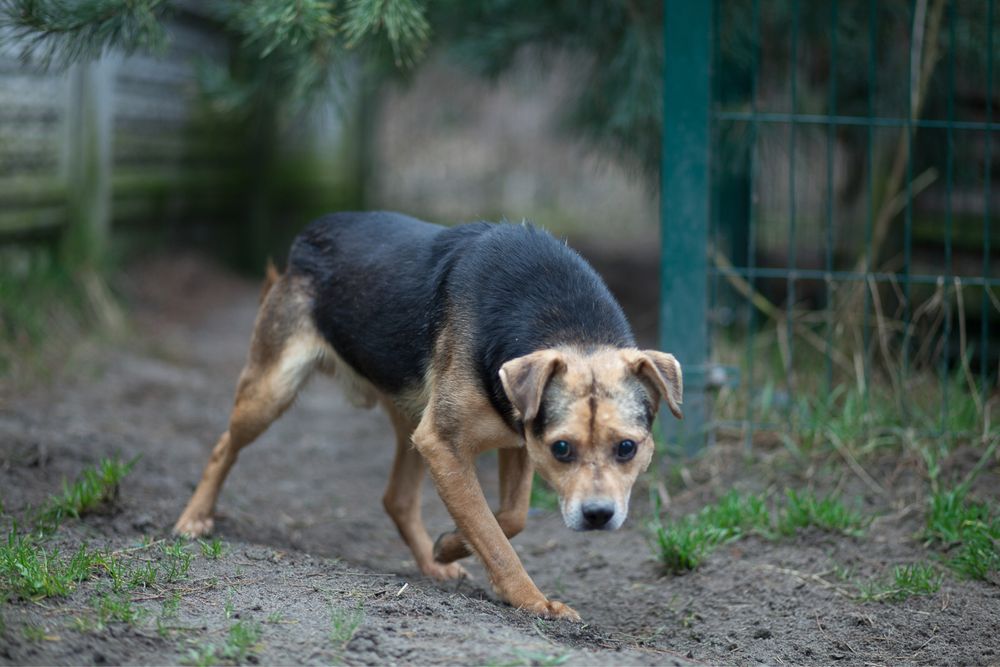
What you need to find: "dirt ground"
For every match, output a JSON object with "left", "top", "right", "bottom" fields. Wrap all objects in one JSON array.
[{"left": 2, "top": 253, "right": 1000, "bottom": 666}]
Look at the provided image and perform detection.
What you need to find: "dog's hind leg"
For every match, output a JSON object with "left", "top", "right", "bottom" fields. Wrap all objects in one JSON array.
[
  {"left": 381, "top": 401, "right": 469, "bottom": 581},
  {"left": 432, "top": 447, "right": 533, "bottom": 564},
  {"left": 174, "top": 277, "right": 323, "bottom": 538}
]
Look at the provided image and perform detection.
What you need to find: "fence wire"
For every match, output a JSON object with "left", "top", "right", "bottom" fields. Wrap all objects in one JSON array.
[{"left": 669, "top": 0, "right": 1000, "bottom": 448}]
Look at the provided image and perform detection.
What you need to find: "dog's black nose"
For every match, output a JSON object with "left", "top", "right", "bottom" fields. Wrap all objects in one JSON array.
[{"left": 581, "top": 501, "right": 615, "bottom": 529}]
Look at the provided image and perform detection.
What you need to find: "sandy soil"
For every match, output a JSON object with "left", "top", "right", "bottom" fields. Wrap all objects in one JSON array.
[{"left": 2, "top": 253, "right": 999, "bottom": 666}]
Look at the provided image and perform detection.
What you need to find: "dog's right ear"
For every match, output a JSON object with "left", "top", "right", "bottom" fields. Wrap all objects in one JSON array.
[{"left": 499, "top": 350, "right": 565, "bottom": 424}]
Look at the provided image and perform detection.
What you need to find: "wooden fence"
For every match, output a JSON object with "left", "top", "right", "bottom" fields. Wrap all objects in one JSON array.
[{"left": 0, "top": 8, "right": 359, "bottom": 269}]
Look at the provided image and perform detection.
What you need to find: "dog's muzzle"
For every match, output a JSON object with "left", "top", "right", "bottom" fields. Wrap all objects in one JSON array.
[{"left": 561, "top": 496, "right": 628, "bottom": 531}]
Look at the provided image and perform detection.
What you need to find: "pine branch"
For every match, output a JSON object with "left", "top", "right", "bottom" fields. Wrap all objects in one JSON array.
[
  {"left": 343, "top": 0, "right": 429, "bottom": 67},
  {"left": 0, "top": 0, "right": 169, "bottom": 69}
]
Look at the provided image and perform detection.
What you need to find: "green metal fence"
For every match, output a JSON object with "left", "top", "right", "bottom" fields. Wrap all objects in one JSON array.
[{"left": 662, "top": 0, "right": 999, "bottom": 451}]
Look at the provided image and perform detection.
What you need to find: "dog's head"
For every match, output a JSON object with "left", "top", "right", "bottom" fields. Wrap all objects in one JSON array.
[{"left": 500, "top": 346, "right": 682, "bottom": 531}]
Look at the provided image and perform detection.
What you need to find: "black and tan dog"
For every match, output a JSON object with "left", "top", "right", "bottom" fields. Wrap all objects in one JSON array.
[{"left": 174, "top": 211, "right": 682, "bottom": 620}]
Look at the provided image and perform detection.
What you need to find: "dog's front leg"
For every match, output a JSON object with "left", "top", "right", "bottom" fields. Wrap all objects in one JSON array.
[
  {"left": 433, "top": 447, "right": 532, "bottom": 563},
  {"left": 413, "top": 424, "right": 579, "bottom": 621}
]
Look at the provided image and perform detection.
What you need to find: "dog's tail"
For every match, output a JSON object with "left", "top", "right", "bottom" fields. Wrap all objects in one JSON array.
[{"left": 260, "top": 258, "right": 281, "bottom": 303}]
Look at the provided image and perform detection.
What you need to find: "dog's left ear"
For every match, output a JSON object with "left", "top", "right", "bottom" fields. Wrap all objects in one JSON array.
[
  {"left": 499, "top": 350, "right": 565, "bottom": 425},
  {"left": 629, "top": 350, "right": 683, "bottom": 420}
]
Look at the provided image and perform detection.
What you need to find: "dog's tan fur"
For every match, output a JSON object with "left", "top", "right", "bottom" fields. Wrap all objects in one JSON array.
[{"left": 175, "top": 269, "right": 681, "bottom": 621}]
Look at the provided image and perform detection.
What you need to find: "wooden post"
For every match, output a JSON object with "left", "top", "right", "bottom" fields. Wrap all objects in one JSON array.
[{"left": 62, "top": 58, "right": 114, "bottom": 268}]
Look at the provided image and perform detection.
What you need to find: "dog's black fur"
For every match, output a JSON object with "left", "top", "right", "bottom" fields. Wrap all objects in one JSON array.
[{"left": 287, "top": 211, "right": 635, "bottom": 427}]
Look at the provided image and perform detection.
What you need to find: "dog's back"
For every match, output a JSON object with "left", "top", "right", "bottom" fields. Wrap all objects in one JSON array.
[
  {"left": 287, "top": 211, "right": 634, "bottom": 423},
  {"left": 445, "top": 224, "right": 635, "bottom": 422}
]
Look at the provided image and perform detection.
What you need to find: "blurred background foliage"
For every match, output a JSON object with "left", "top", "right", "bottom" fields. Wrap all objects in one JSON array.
[{"left": 0, "top": 0, "right": 998, "bottom": 405}]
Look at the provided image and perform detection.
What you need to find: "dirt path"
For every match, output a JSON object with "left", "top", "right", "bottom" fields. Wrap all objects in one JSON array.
[{"left": 2, "top": 254, "right": 999, "bottom": 666}]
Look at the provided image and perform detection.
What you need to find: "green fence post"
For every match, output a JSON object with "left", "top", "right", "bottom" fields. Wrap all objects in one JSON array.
[{"left": 661, "top": 0, "right": 712, "bottom": 454}]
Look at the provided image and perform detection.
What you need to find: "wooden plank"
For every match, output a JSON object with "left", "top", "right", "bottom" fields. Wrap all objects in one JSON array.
[
  {"left": 0, "top": 176, "right": 66, "bottom": 205},
  {"left": 0, "top": 205, "right": 66, "bottom": 236},
  {"left": 112, "top": 167, "right": 244, "bottom": 198}
]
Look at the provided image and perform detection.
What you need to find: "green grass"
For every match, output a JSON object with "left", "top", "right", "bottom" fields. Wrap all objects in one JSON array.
[
  {"left": 90, "top": 592, "right": 144, "bottom": 628},
  {"left": 183, "top": 619, "right": 263, "bottom": 666},
  {"left": 36, "top": 457, "right": 138, "bottom": 532},
  {"left": 924, "top": 487, "right": 1000, "bottom": 580},
  {"left": 199, "top": 538, "right": 226, "bottom": 560},
  {"left": 161, "top": 540, "right": 194, "bottom": 582},
  {"left": 652, "top": 490, "right": 869, "bottom": 573},
  {"left": 711, "top": 321, "right": 1000, "bottom": 460},
  {"left": 502, "top": 650, "right": 572, "bottom": 667},
  {"left": 858, "top": 563, "right": 944, "bottom": 602},
  {"left": 653, "top": 491, "right": 772, "bottom": 572},
  {"left": 329, "top": 603, "right": 364, "bottom": 648},
  {"left": 778, "top": 489, "right": 869, "bottom": 537},
  {"left": 22, "top": 623, "right": 50, "bottom": 641},
  {"left": 529, "top": 473, "right": 560, "bottom": 511},
  {"left": 0, "top": 249, "right": 85, "bottom": 375},
  {"left": 0, "top": 457, "right": 157, "bottom": 607},
  {"left": 0, "top": 529, "right": 101, "bottom": 600},
  {"left": 94, "top": 550, "right": 158, "bottom": 592},
  {"left": 221, "top": 619, "right": 262, "bottom": 663},
  {"left": 157, "top": 592, "right": 182, "bottom": 638},
  {"left": 184, "top": 642, "right": 219, "bottom": 667}
]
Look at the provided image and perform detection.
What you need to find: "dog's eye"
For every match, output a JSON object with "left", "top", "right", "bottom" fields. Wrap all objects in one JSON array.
[
  {"left": 615, "top": 439, "right": 637, "bottom": 462},
  {"left": 550, "top": 440, "right": 574, "bottom": 462}
]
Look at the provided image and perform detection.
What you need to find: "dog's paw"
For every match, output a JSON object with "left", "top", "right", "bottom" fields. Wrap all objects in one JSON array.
[
  {"left": 433, "top": 530, "right": 472, "bottom": 563},
  {"left": 523, "top": 598, "right": 582, "bottom": 622},
  {"left": 173, "top": 514, "right": 214, "bottom": 538},
  {"left": 420, "top": 560, "right": 469, "bottom": 581}
]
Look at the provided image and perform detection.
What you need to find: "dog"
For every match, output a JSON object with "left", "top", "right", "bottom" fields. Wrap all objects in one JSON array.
[{"left": 174, "top": 211, "right": 683, "bottom": 620}]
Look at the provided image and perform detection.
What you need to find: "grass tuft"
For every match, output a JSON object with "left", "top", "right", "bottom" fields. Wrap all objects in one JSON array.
[
  {"left": 199, "top": 538, "right": 225, "bottom": 560},
  {"left": 182, "top": 619, "right": 262, "bottom": 666},
  {"left": 778, "top": 489, "right": 869, "bottom": 537},
  {"left": 221, "top": 619, "right": 262, "bottom": 663},
  {"left": 0, "top": 528, "right": 100, "bottom": 600},
  {"left": 858, "top": 562, "right": 944, "bottom": 602},
  {"left": 161, "top": 540, "right": 194, "bottom": 582},
  {"left": 924, "top": 487, "right": 1000, "bottom": 580},
  {"left": 36, "top": 457, "right": 138, "bottom": 531},
  {"left": 1, "top": 457, "right": 142, "bottom": 605},
  {"left": 653, "top": 490, "right": 868, "bottom": 573},
  {"left": 329, "top": 602, "right": 364, "bottom": 648},
  {"left": 91, "top": 591, "right": 144, "bottom": 628},
  {"left": 653, "top": 491, "right": 772, "bottom": 573}
]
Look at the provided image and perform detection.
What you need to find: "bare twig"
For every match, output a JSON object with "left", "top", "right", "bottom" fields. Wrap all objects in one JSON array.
[
  {"left": 758, "top": 564, "right": 854, "bottom": 599},
  {"left": 867, "top": 277, "right": 903, "bottom": 399},
  {"left": 828, "top": 431, "right": 889, "bottom": 498},
  {"left": 110, "top": 538, "right": 165, "bottom": 557},
  {"left": 857, "top": 0, "right": 946, "bottom": 275},
  {"left": 711, "top": 246, "right": 853, "bottom": 375}
]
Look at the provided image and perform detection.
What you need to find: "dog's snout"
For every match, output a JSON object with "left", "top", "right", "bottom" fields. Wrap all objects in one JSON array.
[{"left": 581, "top": 501, "right": 615, "bottom": 529}]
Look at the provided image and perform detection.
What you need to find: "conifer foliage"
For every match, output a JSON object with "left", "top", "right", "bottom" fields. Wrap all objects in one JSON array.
[{"left": 0, "top": 0, "right": 663, "bottom": 174}]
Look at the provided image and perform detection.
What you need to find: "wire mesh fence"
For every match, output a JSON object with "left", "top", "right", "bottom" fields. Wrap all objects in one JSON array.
[{"left": 662, "top": 0, "right": 999, "bottom": 451}]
